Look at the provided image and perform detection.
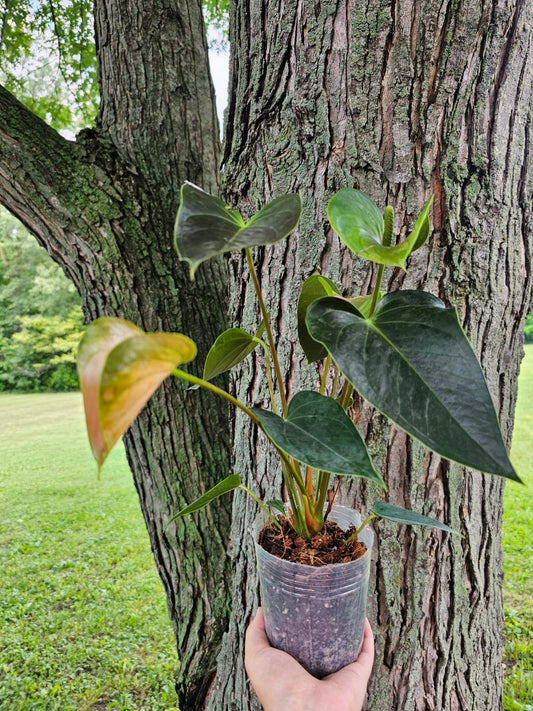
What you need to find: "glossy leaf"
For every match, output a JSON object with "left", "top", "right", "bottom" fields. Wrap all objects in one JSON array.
[
  {"left": 175, "top": 182, "right": 302, "bottom": 278},
  {"left": 203, "top": 321, "right": 265, "bottom": 381},
  {"left": 78, "top": 317, "right": 197, "bottom": 470},
  {"left": 297, "top": 275, "right": 341, "bottom": 362},
  {"left": 372, "top": 501, "right": 459, "bottom": 535},
  {"left": 328, "top": 189, "right": 433, "bottom": 270},
  {"left": 166, "top": 474, "right": 242, "bottom": 525},
  {"left": 306, "top": 291, "right": 519, "bottom": 480},
  {"left": 252, "top": 391, "right": 383, "bottom": 484}
]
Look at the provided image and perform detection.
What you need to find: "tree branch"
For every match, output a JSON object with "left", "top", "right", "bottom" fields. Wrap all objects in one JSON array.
[{"left": 0, "top": 84, "right": 144, "bottom": 293}]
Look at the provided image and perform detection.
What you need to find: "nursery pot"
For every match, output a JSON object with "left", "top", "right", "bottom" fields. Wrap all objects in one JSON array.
[{"left": 254, "top": 504, "right": 373, "bottom": 678}]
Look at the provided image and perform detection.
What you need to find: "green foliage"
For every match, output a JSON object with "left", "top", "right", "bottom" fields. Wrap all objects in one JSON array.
[
  {"left": 327, "top": 189, "right": 433, "bottom": 269},
  {"left": 168, "top": 474, "right": 242, "bottom": 522},
  {"left": 0, "top": 1, "right": 229, "bottom": 131},
  {"left": 0, "top": 308, "right": 84, "bottom": 391},
  {"left": 203, "top": 323, "right": 265, "bottom": 381},
  {"left": 524, "top": 312, "right": 533, "bottom": 343},
  {"left": 0, "top": 0, "right": 98, "bottom": 130},
  {"left": 297, "top": 275, "right": 340, "bottom": 363},
  {"left": 203, "top": 0, "right": 230, "bottom": 51},
  {"left": 0, "top": 392, "right": 179, "bottom": 710},
  {"left": 371, "top": 502, "right": 458, "bottom": 534},
  {"left": 79, "top": 183, "right": 518, "bottom": 544},
  {"left": 0, "top": 208, "right": 84, "bottom": 392},
  {"left": 174, "top": 182, "right": 302, "bottom": 278},
  {"left": 77, "top": 318, "right": 196, "bottom": 469}
]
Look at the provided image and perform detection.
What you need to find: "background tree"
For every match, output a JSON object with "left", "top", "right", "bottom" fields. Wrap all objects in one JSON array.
[
  {"left": 0, "top": 211, "right": 84, "bottom": 390},
  {"left": 1, "top": 2, "right": 531, "bottom": 711}
]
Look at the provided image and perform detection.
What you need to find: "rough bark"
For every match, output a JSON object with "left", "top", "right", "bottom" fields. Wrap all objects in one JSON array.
[
  {"left": 206, "top": 0, "right": 533, "bottom": 709},
  {"left": 0, "top": 1, "right": 233, "bottom": 707}
]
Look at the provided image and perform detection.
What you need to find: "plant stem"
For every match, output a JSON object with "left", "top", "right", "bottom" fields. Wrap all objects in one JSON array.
[
  {"left": 257, "top": 339, "right": 278, "bottom": 415},
  {"left": 324, "top": 476, "right": 343, "bottom": 520},
  {"left": 282, "top": 459, "right": 310, "bottom": 539},
  {"left": 279, "top": 452, "right": 309, "bottom": 502},
  {"left": 331, "top": 365, "right": 340, "bottom": 400},
  {"left": 171, "top": 368, "right": 261, "bottom": 427},
  {"left": 339, "top": 379, "right": 354, "bottom": 410},
  {"left": 239, "top": 484, "right": 282, "bottom": 530},
  {"left": 245, "top": 247, "right": 288, "bottom": 415},
  {"left": 368, "top": 263, "right": 385, "bottom": 317},
  {"left": 368, "top": 205, "right": 393, "bottom": 318},
  {"left": 315, "top": 470, "right": 331, "bottom": 514},
  {"left": 346, "top": 512, "right": 378, "bottom": 544},
  {"left": 319, "top": 353, "right": 331, "bottom": 395},
  {"left": 305, "top": 465, "right": 314, "bottom": 496}
]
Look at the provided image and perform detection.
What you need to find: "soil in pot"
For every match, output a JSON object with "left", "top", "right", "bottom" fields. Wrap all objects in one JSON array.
[{"left": 258, "top": 515, "right": 367, "bottom": 566}]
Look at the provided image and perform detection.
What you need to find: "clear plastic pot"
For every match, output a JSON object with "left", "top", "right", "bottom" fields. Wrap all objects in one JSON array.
[{"left": 254, "top": 504, "right": 373, "bottom": 678}]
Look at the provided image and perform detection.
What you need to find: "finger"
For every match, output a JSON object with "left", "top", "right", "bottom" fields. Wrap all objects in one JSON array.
[
  {"left": 351, "top": 618, "right": 374, "bottom": 679},
  {"left": 245, "top": 607, "right": 270, "bottom": 662}
]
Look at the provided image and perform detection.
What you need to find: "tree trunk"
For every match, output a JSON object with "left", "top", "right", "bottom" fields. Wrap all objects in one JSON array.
[
  {"left": 0, "top": 1, "right": 234, "bottom": 707},
  {"left": 207, "top": 0, "right": 533, "bottom": 709}
]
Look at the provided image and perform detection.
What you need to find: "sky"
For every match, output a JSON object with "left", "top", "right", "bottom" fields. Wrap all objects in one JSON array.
[{"left": 208, "top": 31, "right": 229, "bottom": 134}]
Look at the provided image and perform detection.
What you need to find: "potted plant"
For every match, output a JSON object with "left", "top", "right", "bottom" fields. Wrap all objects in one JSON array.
[{"left": 77, "top": 183, "right": 519, "bottom": 677}]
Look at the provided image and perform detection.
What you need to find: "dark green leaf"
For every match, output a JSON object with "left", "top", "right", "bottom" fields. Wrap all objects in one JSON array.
[
  {"left": 328, "top": 189, "right": 433, "bottom": 269},
  {"left": 252, "top": 391, "right": 383, "bottom": 484},
  {"left": 175, "top": 182, "right": 302, "bottom": 278},
  {"left": 203, "top": 323, "right": 264, "bottom": 381},
  {"left": 372, "top": 501, "right": 459, "bottom": 534},
  {"left": 269, "top": 499, "right": 287, "bottom": 517},
  {"left": 166, "top": 474, "right": 241, "bottom": 525},
  {"left": 297, "top": 275, "right": 341, "bottom": 362},
  {"left": 306, "top": 291, "right": 519, "bottom": 480}
]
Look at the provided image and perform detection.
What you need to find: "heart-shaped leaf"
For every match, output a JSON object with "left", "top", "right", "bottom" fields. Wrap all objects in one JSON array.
[
  {"left": 252, "top": 391, "right": 383, "bottom": 485},
  {"left": 306, "top": 291, "right": 519, "bottom": 480},
  {"left": 203, "top": 322, "right": 265, "bottom": 381},
  {"left": 328, "top": 189, "right": 433, "bottom": 270},
  {"left": 78, "top": 317, "right": 197, "bottom": 470},
  {"left": 372, "top": 501, "right": 459, "bottom": 534},
  {"left": 175, "top": 182, "right": 302, "bottom": 278},
  {"left": 166, "top": 474, "right": 242, "bottom": 525},
  {"left": 297, "top": 275, "right": 341, "bottom": 362}
]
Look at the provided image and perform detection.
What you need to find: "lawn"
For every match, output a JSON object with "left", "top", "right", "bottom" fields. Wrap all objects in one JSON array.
[
  {"left": 0, "top": 393, "right": 179, "bottom": 711},
  {"left": 0, "top": 345, "right": 531, "bottom": 710},
  {"left": 504, "top": 343, "right": 533, "bottom": 710}
]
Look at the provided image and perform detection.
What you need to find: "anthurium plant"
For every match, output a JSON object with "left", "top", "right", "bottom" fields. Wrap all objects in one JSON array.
[{"left": 78, "top": 183, "right": 520, "bottom": 543}]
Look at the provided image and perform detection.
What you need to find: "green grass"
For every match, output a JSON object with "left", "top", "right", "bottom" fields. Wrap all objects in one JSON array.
[
  {"left": 504, "top": 343, "right": 533, "bottom": 711},
  {"left": 0, "top": 393, "right": 180, "bottom": 711}
]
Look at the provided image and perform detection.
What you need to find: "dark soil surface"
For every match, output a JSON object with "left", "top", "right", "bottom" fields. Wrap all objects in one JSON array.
[{"left": 258, "top": 515, "right": 367, "bottom": 567}]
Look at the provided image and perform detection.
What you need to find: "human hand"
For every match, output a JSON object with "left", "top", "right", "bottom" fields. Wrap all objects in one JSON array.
[{"left": 245, "top": 607, "right": 374, "bottom": 711}]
